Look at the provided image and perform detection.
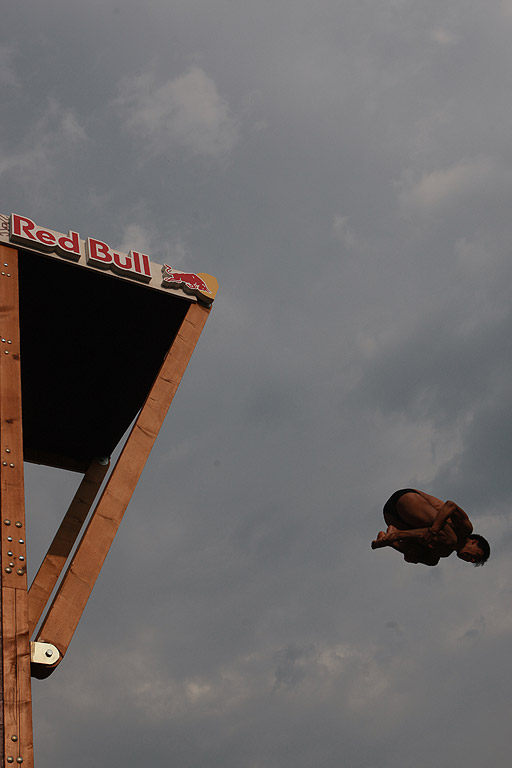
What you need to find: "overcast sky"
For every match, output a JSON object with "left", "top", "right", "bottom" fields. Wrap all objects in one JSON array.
[{"left": 2, "top": 2, "right": 512, "bottom": 766}]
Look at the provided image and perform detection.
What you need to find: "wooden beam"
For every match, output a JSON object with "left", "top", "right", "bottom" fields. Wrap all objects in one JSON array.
[
  {"left": 0, "top": 245, "right": 34, "bottom": 768},
  {"left": 28, "top": 458, "right": 109, "bottom": 637},
  {"left": 36, "top": 301, "right": 209, "bottom": 659},
  {"left": 2, "top": 591, "right": 32, "bottom": 767}
]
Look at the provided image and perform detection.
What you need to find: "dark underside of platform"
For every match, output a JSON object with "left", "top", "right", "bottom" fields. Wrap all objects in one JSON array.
[{"left": 18, "top": 249, "right": 190, "bottom": 472}]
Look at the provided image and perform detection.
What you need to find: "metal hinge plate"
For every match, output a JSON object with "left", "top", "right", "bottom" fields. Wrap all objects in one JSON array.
[{"left": 30, "top": 641, "right": 60, "bottom": 666}]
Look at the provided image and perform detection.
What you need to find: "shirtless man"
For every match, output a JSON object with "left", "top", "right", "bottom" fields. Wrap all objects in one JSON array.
[{"left": 371, "top": 489, "right": 490, "bottom": 566}]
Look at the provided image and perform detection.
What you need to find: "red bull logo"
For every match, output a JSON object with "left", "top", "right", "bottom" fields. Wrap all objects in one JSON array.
[
  {"left": 2, "top": 213, "right": 217, "bottom": 302},
  {"left": 162, "top": 265, "right": 212, "bottom": 294}
]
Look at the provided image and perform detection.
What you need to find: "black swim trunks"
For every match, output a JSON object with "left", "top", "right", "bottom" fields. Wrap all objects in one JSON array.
[{"left": 383, "top": 489, "right": 419, "bottom": 520}]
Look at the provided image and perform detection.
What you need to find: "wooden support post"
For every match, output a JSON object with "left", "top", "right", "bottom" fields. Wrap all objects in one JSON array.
[
  {"left": 36, "top": 301, "right": 209, "bottom": 660},
  {"left": 0, "top": 245, "right": 33, "bottom": 768},
  {"left": 28, "top": 458, "right": 109, "bottom": 637}
]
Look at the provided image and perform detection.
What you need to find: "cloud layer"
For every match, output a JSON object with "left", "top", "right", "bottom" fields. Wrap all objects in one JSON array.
[{"left": 117, "top": 67, "right": 238, "bottom": 158}]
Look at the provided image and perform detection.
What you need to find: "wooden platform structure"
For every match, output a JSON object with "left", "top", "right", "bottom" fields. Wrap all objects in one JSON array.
[{"left": 0, "top": 213, "right": 217, "bottom": 766}]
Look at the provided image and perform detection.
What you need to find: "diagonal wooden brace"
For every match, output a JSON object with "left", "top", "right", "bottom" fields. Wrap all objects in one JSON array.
[
  {"left": 28, "top": 458, "right": 110, "bottom": 637},
  {"left": 35, "top": 301, "right": 209, "bottom": 663}
]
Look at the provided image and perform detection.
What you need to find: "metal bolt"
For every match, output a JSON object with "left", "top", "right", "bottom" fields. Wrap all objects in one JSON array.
[
  {"left": 15, "top": 522, "right": 22, "bottom": 528},
  {"left": 16, "top": 570, "right": 24, "bottom": 576},
  {"left": 45, "top": 649, "right": 53, "bottom": 658},
  {"left": 3, "top": 263, "right": 7, "bottom": 267},
  {"left": 16, "top": 759, "right": 23, "bottom": 764},
  {"left": 9, "top": 463, "right": 14, "bottom": 468},
  {"left": 7, "top": 340, "right": 11, "bottom": 344},
  {"left": 19, "top": 556, "right": 24, "bottom": 561},
  {"left": 11, "top": 736, "right": 17, "bottom": 742},
  {"left": 6, "top": 448, "right": 11, "bottom": 453},
  {"left": 9, "top": 562, "right": 14, "bottom": 568},
  {"left": 7, "top": 536, "right": 12, "bottom": 541},
  {"left": 2, "top": 462, "right": 7, "bottom": 466},
  {"left": 5, "top": 568, "right": 11, "bottom": 574},
  {"left": 18, "top": 539, "right": 24, "bottom": 544},
  {"left": 1, "top": 339, "right": 4, "bottom": 343},
  {"left": 4, "top": 519, "right": 10, "bottom": 525},
  {"left": 4, "top": 351, "right": 8, "bottom": 355},
  {"left": 7, "top": 757, "right": 14, "bottom": 763},
  {"left": 7, "top": 551, "right": 12, "bottom": 556}
]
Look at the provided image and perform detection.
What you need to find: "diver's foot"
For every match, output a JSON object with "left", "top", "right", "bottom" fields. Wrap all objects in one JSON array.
[{"left": 371, "top": 532, "right": 388, "bottom": 549}]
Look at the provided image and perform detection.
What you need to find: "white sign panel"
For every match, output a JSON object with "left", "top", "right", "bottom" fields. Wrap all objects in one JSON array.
[{"left": 0, "top": 213, "right": 217, "bottom": 303}]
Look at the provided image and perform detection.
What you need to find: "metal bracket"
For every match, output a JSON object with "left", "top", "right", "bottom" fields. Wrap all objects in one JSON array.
[{"left": 30, "top": 642, "right": 61, "bottom": 680}]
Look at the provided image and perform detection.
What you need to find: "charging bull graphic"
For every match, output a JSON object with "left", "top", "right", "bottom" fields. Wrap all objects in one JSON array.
[{"left": 162, "top": 264, "right": 212, "bottom": 294}]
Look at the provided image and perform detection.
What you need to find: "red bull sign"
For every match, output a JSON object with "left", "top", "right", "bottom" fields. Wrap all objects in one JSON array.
[{"left": 0, "top": 213, "right": 218, "bottom": 304}]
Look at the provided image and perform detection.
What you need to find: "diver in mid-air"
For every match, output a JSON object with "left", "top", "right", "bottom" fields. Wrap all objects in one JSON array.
[{"left": 371, "top": 489, "right": 490, "bottom": 566}]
